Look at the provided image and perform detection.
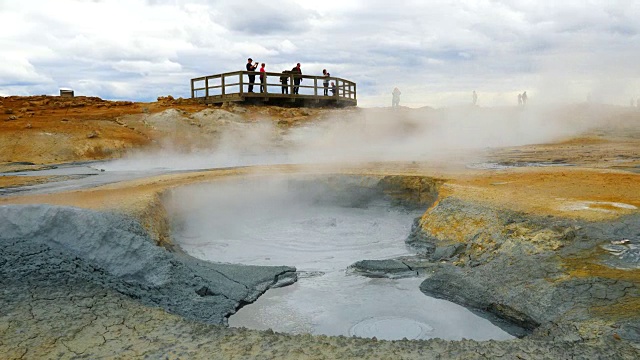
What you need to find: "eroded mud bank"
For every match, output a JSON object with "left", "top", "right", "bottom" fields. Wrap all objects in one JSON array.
[
  {"left": 0, "top": 205, "right": 296, "bottom": 326},
  {"left": 403, "top": 197, "right": 640, "bottom": 343}
]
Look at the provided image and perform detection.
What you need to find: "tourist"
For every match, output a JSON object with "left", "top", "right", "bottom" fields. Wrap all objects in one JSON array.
[
  {"left": 280, "top": 70, "right": 290, "bottom": 94},
  {"left": 246, "top": 58, "right": 258, "bottom": 93},
  {"left": 259, "top": 63, "right": 266, "bottom": 93},
  {"left": 522, "top": 91, "right": 528, "bottom": 105},
  {"left": 330, "top": 81, "right": 337, "bottom": 96},
  {"left": 392, "top": 87, "right": 401, "bottom": 107},
  {"left": 472, "top": 91, "right": 477, "bottom": 106},
  {"left": 291, "top": 63, "right": 302, "bottom": 95},
  {"left": 322, "top": 69, "right": 330, "bottom": 96},
  {"left": 518, "top": 93, "right": 523, "bottom": 106}
]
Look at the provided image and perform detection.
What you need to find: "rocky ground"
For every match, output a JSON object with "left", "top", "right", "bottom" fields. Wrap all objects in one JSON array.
[{"left": 1, "top": 96, "right": 639, "bottom": 358}]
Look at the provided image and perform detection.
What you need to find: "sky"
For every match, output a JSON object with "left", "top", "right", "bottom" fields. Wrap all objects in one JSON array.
[{"left": 2, "top": 0, "right": 640, "bottom": 108}]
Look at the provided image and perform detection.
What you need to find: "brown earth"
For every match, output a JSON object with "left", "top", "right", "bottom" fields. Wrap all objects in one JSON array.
[{"left": 0, "top": 95, "right": 345, "bottom": 172}]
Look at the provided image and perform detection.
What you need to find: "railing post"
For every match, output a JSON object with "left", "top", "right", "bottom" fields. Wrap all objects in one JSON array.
[
  {"left": 190, "top": 79, "right": 195, "bottom": 98},
  {"left": 354, "top": 82, "right": 357, "bottom": 100},
  {"left": 262, "top": 72, "right": 267, "bottom": 94},
  {"left": 205, "top": 77, "right": 209, "bottom": 98},
  {"left": 314, "top": 77, "right": 317, "bottom": 96},
  {"left": 221, "top": 75, "right": 225, "bottom": 96},
  {"left": 289, "top": 74, "right": 293, "bottom": 95},
  {"left": 239, "top": 72, "right": 244, "bottom": 95}
]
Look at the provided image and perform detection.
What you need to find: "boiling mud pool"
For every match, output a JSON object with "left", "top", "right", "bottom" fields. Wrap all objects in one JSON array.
[{"left": 170, "top": 177, "right": 513, "bottom": 341}]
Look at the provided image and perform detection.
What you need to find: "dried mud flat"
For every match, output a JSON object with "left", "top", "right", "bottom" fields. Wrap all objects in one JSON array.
[{"left": 1, "top": 96, "right": 639, "bottom": 359}]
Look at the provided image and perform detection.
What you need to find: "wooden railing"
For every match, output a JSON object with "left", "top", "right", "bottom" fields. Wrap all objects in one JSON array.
[{"left": 190, "top": 71, "right": 357, "bottom": 104}]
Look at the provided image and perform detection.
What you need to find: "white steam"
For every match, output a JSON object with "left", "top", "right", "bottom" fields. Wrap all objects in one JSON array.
[{"left": 100, "top": 103, "right": 635, "bottom": 172}]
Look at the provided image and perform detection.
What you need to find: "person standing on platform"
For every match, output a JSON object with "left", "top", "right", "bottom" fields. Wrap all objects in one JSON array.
[
  {"left": 280, "top": 70, "right": 290, "bottom": 94},
  {"left": 472, "top": 90, "right": 478, "bottom": 106},
  {"left": 246, "top": 58, "right": 258, "bottom": 93},
  {"left": 392, "top": 87, "right": 401, "bottom": 107},
  {"left": 291, "top": 63, "right": 302, "bottom": 94},
  {"left": 322, "top": 69, "right": 330, "bottom": 96},
  {"left": 259, "top": 63, "right": 267, "bottom": 93}
]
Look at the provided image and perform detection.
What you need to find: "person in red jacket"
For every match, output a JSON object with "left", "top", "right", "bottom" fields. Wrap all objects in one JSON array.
[{"left": 259, "top": 63, "right": 267, "bottom": 93}]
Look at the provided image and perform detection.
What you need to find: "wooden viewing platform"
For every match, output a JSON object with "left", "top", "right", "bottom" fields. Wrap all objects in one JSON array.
[{"left": 190, "top": 71, "right": 357, "bottom": 107}]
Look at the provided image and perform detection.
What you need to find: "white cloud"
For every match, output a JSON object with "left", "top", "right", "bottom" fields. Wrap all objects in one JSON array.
[
  {"left": 112, "top": 60, "right": 182, "bottom": 75},
  {"left": 0, "top": 52, "right": 51, "bottom": 85},
  {"left": 278, "top": 40, "right": 297, "bottom": 53},
  {"left": 1, "top": 0, "right": 639, "bottom": 106}
]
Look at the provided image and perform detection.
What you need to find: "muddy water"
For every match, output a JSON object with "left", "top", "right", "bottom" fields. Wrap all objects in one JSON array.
[
  {"left": 168, "top": 177, "right": 514, "bottom": 341},
  {"left": 0, "top": 162, "right": 178, "bottom": 195}
]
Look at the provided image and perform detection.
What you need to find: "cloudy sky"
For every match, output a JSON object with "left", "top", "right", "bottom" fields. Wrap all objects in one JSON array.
[{"left": 2, "top": 0, "right": 640, "bottom": 107}]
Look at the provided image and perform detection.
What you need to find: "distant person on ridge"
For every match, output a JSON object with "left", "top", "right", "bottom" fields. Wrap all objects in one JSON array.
[
  {"left": 522, "top": 91, "right": 528, "bottom": 105},
  {"left": 392, "top": 87, "right": 401, "bottom": 107},
  {"left": 472, "top": 91, "right": 478, "bottom": 106},
  {"left": 322, "top": 69, "right": 330, "bottom": 96},
  {"left": 518, "top": 93, "right": 523, "bottom": 106},
  {"left": 259, "top": 63, "right": 267, "bottom": 93},
  {"left": 280, "top": 70, "right": 290, "bottom": 94},
  {"left": 246, "top": 58, "right": 258, "bottom": 93},
  {"left": 291, "top": 63, "right": 302, "bottom": 94}
]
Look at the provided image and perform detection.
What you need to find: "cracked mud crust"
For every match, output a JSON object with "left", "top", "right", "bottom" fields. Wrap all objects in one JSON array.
[{"left": 2, "top": 283, "right": 638, "bottom": 359}]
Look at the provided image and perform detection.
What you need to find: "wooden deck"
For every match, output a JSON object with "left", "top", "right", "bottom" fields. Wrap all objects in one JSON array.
[{"left": 190, "top": 71, "right": 357, "bottom": 107}]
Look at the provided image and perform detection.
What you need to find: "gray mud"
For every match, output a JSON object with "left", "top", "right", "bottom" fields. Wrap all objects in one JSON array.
[
  {"left": 0, "top": 162, "right": 186, "bottom": 196},
  {"left": 403, "top": 197, "right": 640, "bottom": 345},
  {"left": 0, "top": 204, "right": 295, "bottom": 325},
  {"left": 466, "top": 161, "right": 575, "bottom": 170}
]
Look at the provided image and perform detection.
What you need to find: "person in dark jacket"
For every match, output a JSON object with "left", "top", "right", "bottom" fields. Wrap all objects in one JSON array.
[
  {"left": 246, "top": 58, "right": 258, "bottom": 93},
  {"left": 291, "top": 63, "right": 302, "bottom": 94},
  {"left": 280, "top": 70, "right": 290, "bottom": 94}
]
